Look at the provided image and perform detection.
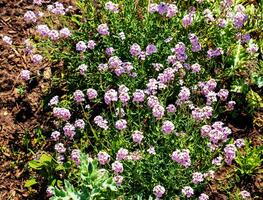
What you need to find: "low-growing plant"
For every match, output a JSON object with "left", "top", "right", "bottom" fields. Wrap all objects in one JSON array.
[
  {"left": 9, "top": 0, "right": 262, "bottom": 199},
  {"left": 235, "top": 142, "right": 262, "bottom": 177},
  {"left": 48, "top": 153, "right": 117, "bottom": 200}
]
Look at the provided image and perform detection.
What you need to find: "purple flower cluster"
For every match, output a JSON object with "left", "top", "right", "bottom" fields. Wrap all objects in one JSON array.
[
  {"left": 171, "top": 149, "right": 191, "bottom": 168},
  {"left": 112, "top": 161, "right": 123, "bottom": 174},
  {"left": 63, "top": 123, "right": 76, "bottom": 139},
  {"left": 21, "top": 70, "right": 31, "bottom": 81},
  {"left": 113, "top": 175, "right": 123, "bottom": 186},
  {"left": 192, "top": 106, "right": 213, "bottom": 121},
  {"left": 51, "top": 131, "right": 60, "bottom": 141},
  {"left": 74, "top": 119, "right": 85, "bottom": 129},
  {"left": 188, "top": 33, "right": 201, "bottom": 52},
  {"left": 224, "top": 144, "right": 236, "bottom": 165},
  {"left": 176, "top": 86, "right": 191, "bottom": 105},
  {"left": 48, "top": 96, "right": 59, "bottom": 106},
  {"left": 54, "top": 143, "right": 66, "bottom": 153},
  {"left": 149, "top": 3, "right": 178, "bottom": 18},
  {"left": 130, "top": 43, "right": 141, "bottom": 57},
  {"left": 157, "top": 67, "right": 176, "bottom": 89},
  {"left": 36, "top": 25, "right": 50, "bottom": 37},
  {"left": 192, "top": 172, "right": 204, "bottom": 184},
  {"left": 104, "top": 89, "right": 118, "bottom": 105},
  {"left": 71, "top": 149, "right": 81, "bottom": 165},
  {"left": 132, "top": 89, "right": 145, "bottom": 103},
  {"left": 105, "top": 47, "right": 115, "bottom": 56},
  {"left": 87, "top": 40, "right": 96, "bottom": 50},
  {"left": 107, "top": 56, "right": 134, "bottom": 76},
  {"left": 201, "top": 121, "right": 232, "bottom": 145},
  {"left": 94, "top": 115, "right": 109, "bottom": 130},
  {"left": 119, "top": 85, "right": 130, "bottom": 105},
  {"left": 191, "top": 63, "right": 201, "bottom": 73},
  {"left": 152, "top": 104, "right": 165, "bottom": 119},
  {"left": 247, "top": 42, "right": 259, "bottom": 54},
  {"left": 240, "top": 190, "right": 251, "bottom": 199},
  {"left": 97, "top": 151, "right": 110, "bottom": 165},
  {"left": 182, "top": 186, "right": 194, "bottom": 198},
  {"left": 76, "top": 41, "right": 87, "bottom": 52},
  {"left": 152, "top": 63, "right": 163, "bottom": 71},
  {"left": 73, "top": 90, "right": 85, "bottom": 103},
  {"left": 146, "top": 44, "right": 157, "bottom": 55},
  {"left": 33, "top": 0, "right": 43, "bottom": 5},
  {"left": 24, "top": 11, "right": 37, "bottom": 23},
  {"left": 105, "top": 1, "right": 119, "bottom": 13},
  {"left": 233, "top": 6, "right": 247, "bottom": 29},
  {"left": 182, "top": 14, "right": 194, "bottom": 28},
  {"left": 87, "top": 88, "right": 98, "bottom": 100},
  {"left": 162, "top": 120, "right": 175, "bottom": 134},
  {"left": 97, "top": 24, "right": 110, "bottom": 36},
  {"left": 132, "top": 131, "right": 144, "bottom": 144},
  {"left": 78, "top": 64, "right": 88, "bottom": 75},
  {"left": 115, "top": 119, "right": 127, "bottom": 130},
  {"left": 199, "top": 193, "right": 209, "bottom": 200},
  {"left": 172, "top": 42, "right": 188, "bottom": 62},
  {"left": 53, "top": 107, "right": 71, "bottom": 121},
  {"left": 48, "top": 2, "right": 68, "bottom": 15},
  {"left": 153, "top": 185, "right": 165, "bottom": 198},
  {"left": 235, "top": 138, "right": 245, "bottom": 148},
  {"left": 31, "top": 54, "right": 43, "bottom": 64},
  {"left": 116, "top": 148, "right": 129, "bottom": 160},
  {"left": 207, "top": 47, "right": 224, "bottom": 58},
  {"left": 166, "top": 104, "right": 176, "bottom": 113},
  {"left": 212, "top": 156, "right": 223, "bottom": 166}
]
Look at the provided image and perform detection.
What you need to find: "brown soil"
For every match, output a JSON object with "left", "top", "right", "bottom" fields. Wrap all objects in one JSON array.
[{"left": 0, "top": 0, "right": 51, "bottom": 199}]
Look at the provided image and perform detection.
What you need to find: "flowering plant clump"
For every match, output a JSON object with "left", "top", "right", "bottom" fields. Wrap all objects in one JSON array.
[{"left": 16, "top": 0, "right": 262, "bottom": 199}]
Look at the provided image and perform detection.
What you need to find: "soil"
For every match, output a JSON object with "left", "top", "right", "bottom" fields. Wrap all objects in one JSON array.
[{"left": 0, "top": 0, "right": 51, "bottom": 199}]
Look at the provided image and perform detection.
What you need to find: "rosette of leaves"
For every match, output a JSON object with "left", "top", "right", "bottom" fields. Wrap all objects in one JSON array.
[{"left": 49, "top": 153, "right": 117, "bottom": 200}]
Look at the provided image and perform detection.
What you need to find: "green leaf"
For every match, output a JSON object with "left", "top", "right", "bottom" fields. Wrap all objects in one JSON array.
[
  {"left": 39, "top": 154, "right": 53, "bottom": 165},
  {"left": 24, "top": 178, "right": 37, "bottom": 188},
  {"left": 252, "top": 73, "right": 263, "bottom": 88},
  {"left": 28, "top": 160, "right": 43, "bottom": 170},
  {"left": 55, "top": 164, "right": 65, "bottom": 171}
]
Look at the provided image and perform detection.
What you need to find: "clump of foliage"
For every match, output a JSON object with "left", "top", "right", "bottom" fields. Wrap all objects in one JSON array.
[{"left": 5, "top": 0, "right": 261, "bottom": 199}]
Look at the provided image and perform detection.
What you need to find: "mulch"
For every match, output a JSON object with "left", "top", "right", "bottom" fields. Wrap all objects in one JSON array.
[{"left": 0, "top": 0, "right": 51, "bottom": 199}]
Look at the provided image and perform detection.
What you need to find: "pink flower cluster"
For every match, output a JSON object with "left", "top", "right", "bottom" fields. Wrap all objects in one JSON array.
[
  {"left": 119, "top": 85, "right": 130, "bottom": 105},
  {"left": 97, "top": 24, "right": 110, "bottom": 36},
  {"left": 191, "top": 106, "right": 213, "bottom": 121},
  {"left": 112, "top": 161, "right": 123, "bottom": 174},
  {"left": 171, "top": 149, "right": 191, "bottom": 168},
  {"left": 162, "top": 120, "right": 175, "bottom": 134},
  {"left": 97, "top": 151, "right": 110, "bottom": 165},
  {"left": 192, "top": 172, "right": 204, "bottom": 184},
  {"left": 53, "top": 107, "right": 71, "bottom": 121},
  {"left": 153, "top": 185, "right": 166, "bottom": 198},
  {"left": 105, "top": 1, "right": 119, "bottom": 13},
  {"left": 94, "top": 115, "right": 109, "bottom": 130},
  {"left": 182, "top": 186, "right": 194, "bottom": 198},
  {"left": 73, "top": 90, "right": 85, "bottom": 103},
  {"left": 63, "top": 123, "right": 76, "bottom": 139},
  {"left": 201, "top": 121, "right": 232, "bottom": 145},
  {"left": 71, "top": 149, "right": 81, "bottom": 165},
  {"left": 115, "top": 119, "right": 127, "bottom": 130},
  {"left": 132, "top": 131, "right": 144, "bottom": 144},
  {"left": 104, "top": 89, "right": 118, "bottom": 105},
  {"left": 224, "top": 144, "right": 236, "bottom": 165},
  {"left": 149, "top": 3, "right": 178, "bottom": 18}
]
